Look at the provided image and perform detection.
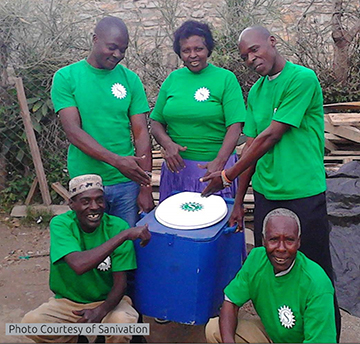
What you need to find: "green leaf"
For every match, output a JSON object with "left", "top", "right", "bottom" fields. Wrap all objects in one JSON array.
[
  {"left": 41, "top": 103, "right": 48, "bottom": 117},
  {"left": 27, "top": 97, "right": 39, "bottom": 105},
  {"left": 46, "top": 99, "right": 54, "bottom": 110},
  {"left": 32, "top": 101, "right": 42, "bottom": 112},
  {"left": 31, "top": 117, "right": 42, "bottom": 133},
  {"left": 16, "top": 149, "right": 25, "bottom": 163}
]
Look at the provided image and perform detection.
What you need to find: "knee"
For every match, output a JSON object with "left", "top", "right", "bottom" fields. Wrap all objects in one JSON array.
[
  {"left": 205, "top": 317, "right": 221, "bottom": 343},
  {"left": 21, "top": 309, "right": 42, "bottom": 324},
  {"left": 106, "top": 309, "right": 138, "bottom": 324}
]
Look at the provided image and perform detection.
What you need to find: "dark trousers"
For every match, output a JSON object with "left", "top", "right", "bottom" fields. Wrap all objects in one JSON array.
[{"left": 253, "top": 191, "right": 341, "bottom": 342}]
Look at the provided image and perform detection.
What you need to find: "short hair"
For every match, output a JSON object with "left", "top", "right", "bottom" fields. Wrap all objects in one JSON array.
[
  {"left": 238, "top": 25, "right": 271, "bottom": 43},
  {"left": 94, "top": 16, "right": 128, "bottom": 38},
  {"left": 173, "top": 20, "right": 214, "bottom": 58},
  {"left": 262, "top": 208, "right": 301, "bottom": 237}
]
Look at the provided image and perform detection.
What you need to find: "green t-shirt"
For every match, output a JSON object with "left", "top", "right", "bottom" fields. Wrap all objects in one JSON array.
[
  {"left": 150, "top": 64, "right": 246, "bottom": 161},
  {"left": 51, "top": 59, "right": 150, "bottom": 185},
  {"left": 49, "top": 211, "right": 136, "bottom": 304},
  {"left": 225, "top": 247, "right": 336, "bottom": 343},
  {"left": 244, "top": 62, "right": 326, "bottom": 200}
]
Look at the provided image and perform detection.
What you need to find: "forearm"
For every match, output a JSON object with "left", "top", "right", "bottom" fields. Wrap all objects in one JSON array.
[
  {"left": 219, "top": 301, "right": 239, "bottom": 343},
  {"left": 233, "top": 140, "right": 255, "bottom": 203},
  {"left": 132, "top": 114, "right": 152, "bottom": 171},
  {"left": 150, "top": 120, "right": 174, "bottom": 150},
  {"left": 134, "top": 131, "right": 152, "bottom": 172},
  {"left": 235, "top": 165, "right": 255, "bottom": 204},
  {"left": 226, "top": 126, "right": 283, "bottom": 181},
  {"left": 60, "top": 109, "right": 121, "bottom": 167},
  {"left": 214, "top": 123, "right": 241, "bottom": 167},
  {"left": 65, "top": 231, "right": 131, "bottom": 275},
  {"left": 97, "top": 272, "right": 127, "bottom": 317}
]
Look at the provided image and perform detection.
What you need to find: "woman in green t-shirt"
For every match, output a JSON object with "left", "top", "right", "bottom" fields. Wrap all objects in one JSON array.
[{"left": 150, "top": 20, "right": 246, "bottom": 202}]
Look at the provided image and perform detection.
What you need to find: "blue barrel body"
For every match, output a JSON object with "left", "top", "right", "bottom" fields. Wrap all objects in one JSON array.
[{"left": 134, "top": 198, "right": 247, "bottom": 325}]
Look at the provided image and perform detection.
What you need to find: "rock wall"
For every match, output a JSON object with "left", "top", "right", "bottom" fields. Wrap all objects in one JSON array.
[{"left": 81, "top": 0, "right": 341, "bottom": 72}]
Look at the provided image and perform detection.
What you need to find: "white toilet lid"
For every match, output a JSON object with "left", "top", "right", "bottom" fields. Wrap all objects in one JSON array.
[{"left": 155, "top": 192, "right": 228, "bottom": 230}]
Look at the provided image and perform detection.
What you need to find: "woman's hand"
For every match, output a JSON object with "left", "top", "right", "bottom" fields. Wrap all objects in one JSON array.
[{"left": 163, "top": 142, "right": 187, "bottom": 173}]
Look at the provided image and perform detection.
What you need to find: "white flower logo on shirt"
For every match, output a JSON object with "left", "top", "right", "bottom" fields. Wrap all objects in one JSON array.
[
  {"left": 194, "top": 87, "right": 210, "bottom": 102},
  {"left": 278, "top": 305, "right": 296, "bottom": 329},
  {"left": 97, "top": 256, "right": 111, "bottom": 271},
  {"left": 111, "top": 83, "right": 127, "bottom": 99}
]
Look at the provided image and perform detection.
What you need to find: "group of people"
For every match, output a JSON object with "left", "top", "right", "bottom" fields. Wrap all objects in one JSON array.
[{"left": 21, "top": 15, "right": 340, "bottom": 344}]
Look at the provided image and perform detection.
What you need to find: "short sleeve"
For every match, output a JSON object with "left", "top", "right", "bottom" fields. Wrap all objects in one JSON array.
[
  {"left": 222, "top": 72, "right": 246, "bottom": 126},
  {"left": 149, "top": 76, "right": 170, "bottom": 124},
  {"left": 50, "top": 214, "right": 81, "bottom": 264},
  {"left": 243, "top": 93, "right": 257, "bottom": 138},
  {"left": 224, "top": 250, "right": 255, "bottom": 306},
  {"left": 273, "top": 70, "right": 319, "bottom": 128},
  {"left": 128, "top": 72, "right": 150, "bottom": 116},
  {"left": 51, "top": 69, "right": 77, "bottom": 113},
  {"left": 303, "top": 283, "right": 336, "bottom": 343}
]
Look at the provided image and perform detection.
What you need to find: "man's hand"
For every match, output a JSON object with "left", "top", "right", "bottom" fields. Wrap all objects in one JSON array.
[
  {"left": 126, "top": 224, "right": 151, "bottom": 247},
  {"left": 228, "top": 204, "right": 246, "bottom": 232},
  {"left": 73, "top": 307, "right": 105, "bottom": 323},
  {"left": 163, "top": 142, "right": 187, "bottom": 173},
  {"left": 113, "top": 155, "right": 151, "bottom": 186},
  {"left": 137, "top": 186, "right": 155, "bottom": 214},
  {"left": 200, "top": 171, "right": 224, "bottom": 197},
  {"left": 197, "top": 158, "right": 224, "bottom": 179}
]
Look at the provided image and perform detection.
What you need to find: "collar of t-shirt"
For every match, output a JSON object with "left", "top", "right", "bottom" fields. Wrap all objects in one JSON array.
[
  {"left": 268, "top": 70, "right": 282, "bottom": 81},
  {"left": 275, "top": 259, "right": 296, "bottom": 277},
  {"left": 224, "top": 258, "right": 296, "bottom": 303}
]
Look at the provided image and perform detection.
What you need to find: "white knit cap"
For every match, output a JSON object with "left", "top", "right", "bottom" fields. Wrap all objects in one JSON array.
[{"left": 69, "top": 174, "right": 104, "bottom": 198}]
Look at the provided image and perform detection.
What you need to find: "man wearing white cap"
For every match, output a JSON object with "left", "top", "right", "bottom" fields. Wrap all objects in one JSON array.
[{"left": 22, "top": 174, "right": 151, "bottom": 343}]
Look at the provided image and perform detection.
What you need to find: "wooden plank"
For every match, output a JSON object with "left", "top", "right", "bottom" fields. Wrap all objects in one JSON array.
[
  {"left": 152, "top": 171, "right": 161, "bottom": 186},
  {"left": 324, "top": 118, "right": 360, "bottom": 143},
  {"left": 325, "top": 133, "right": 352, "bottom": 144},
  {"left": 328, "top": 150, "right": 360, "bottom": 156},
  {"left": 327, "top": 113, "right": 360, "bottom": 126},
  {"left": 51, "top": 182, "right": 70, "bottom": 202},
  {"left": 25, "top": 177, "right": 38, "bottom": 205},
  {"left": 325, "top": 138, "right": 337, "bottom": 152},
  {"left": 324, "top": 102, "right": 360, "bottom": 111},
  {"left": 15, "top": 77, "right": 52, "bottom": 206},
  {"left": 152, "top": 158, "right": 164, "bottom": 169},
  {"left": 324, "top": 155, "right": 360, "bottom": 162},
  {"left": 243, "top": 193, "right": 254, "bottom": 203}
]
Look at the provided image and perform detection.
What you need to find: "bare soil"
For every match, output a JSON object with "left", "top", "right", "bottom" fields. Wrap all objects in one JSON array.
[{"left": 0, "top": 214, "right": 359, "bottom": 343}]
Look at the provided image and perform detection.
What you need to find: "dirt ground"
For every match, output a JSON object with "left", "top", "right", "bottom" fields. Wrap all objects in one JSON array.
[{"left": 0, "top": 213, "right": 359, "bottom": 343}]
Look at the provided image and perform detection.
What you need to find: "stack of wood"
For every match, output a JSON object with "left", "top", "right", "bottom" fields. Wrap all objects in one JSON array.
[
  {"left": 323, "top": 101, "right": 360, "bottom": 172},
  {"left": 151, "top": 150, "right": 162, "bottom": 206}
]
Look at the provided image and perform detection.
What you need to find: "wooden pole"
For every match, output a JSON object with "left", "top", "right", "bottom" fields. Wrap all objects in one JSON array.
[{"left": 15, "top": 77, "right": 52, "bottom": 206}]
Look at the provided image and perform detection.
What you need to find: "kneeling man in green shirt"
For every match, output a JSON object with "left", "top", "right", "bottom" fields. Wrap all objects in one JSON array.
[
  {"left": 22, "top": 174, "right": 151, "bottom": 343},
  {"left": 205, "top": 208, "right": 336, "bottom": 343}
]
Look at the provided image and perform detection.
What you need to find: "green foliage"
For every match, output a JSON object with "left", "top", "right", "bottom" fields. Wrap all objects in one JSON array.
[{"left": 0, "top": 174, "right": 37, "bottom": 211}]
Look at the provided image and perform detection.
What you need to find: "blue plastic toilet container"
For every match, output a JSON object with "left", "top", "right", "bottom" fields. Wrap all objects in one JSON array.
[{"left": 134, "top": 197, "right": 247, "bottom": 325}]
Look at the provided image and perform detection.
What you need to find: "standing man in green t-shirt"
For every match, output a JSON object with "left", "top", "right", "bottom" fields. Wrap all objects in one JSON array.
[
  {"left": 205, "top": 208, "right": 336, "bottom": 343},
  {"left": 21, "top": 174, "right": 151, "bottom": 343},
  {"left": 201, "top": 25, "right": 340, "bottom": 340},
  {"left": 51, "top": 16, "right": 154, "bottom": 228}
]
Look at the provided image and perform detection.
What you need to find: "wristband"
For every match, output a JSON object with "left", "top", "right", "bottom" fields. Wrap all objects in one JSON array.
[{"left": 221, "top": 170, "right": 232, "bottom": 188}]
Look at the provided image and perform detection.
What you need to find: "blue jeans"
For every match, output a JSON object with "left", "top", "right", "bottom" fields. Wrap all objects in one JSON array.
[{"left": 103, "top": 181, "right": 140, "bottom": 227}]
